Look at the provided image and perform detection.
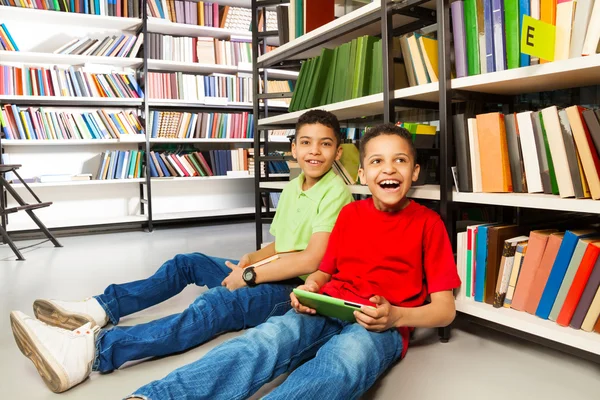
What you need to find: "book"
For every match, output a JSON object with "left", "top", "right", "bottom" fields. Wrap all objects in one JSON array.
[
  {"left": 494, "top": 236, "right": 529, "bottom": 307},
  {"left": 504, "top": 241, "right": 528, "bottom": 307}
]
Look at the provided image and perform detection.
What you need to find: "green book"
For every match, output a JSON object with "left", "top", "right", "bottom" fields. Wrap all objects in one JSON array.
[
  {"left": 352, "top": 36, "right": 367, "bottom": 99},
  {"left": 128, "top": 150, "right": 138, "bottom": 178},
  {"left": 361, "top": 36, "right": 378, "bottom": 97},
  {"left": 137, "top": 151, "right": 144, "bottom": 178},
  {"left": 345, "top": 39, "right": 358, "bottom": 101},
  {"left": 295, "top": 0, "right": 304, "bottom": 39},
  {"left": 308, "top": 48, "right": 334, "bottom": 108},
  {"left": 289, "top": 60, "right": 309, "bottom": 112},
  {"left": 332, "top": 42, "right": 350, "bottom": 103},
  {"left": 538, "top": 113, "right": 559, "bottom": 195},
  {"left": 296, "top": 58, "right": 316, "bottom": 110},
  {"left": 464, "top": 0, "right": 481, "bottom": 75},
  {"left": 300, "top": 57, "right": 321, "bottom": 110},
  {"left": 504, "top": 0, "right": 520, "bottom": 69},
  {"left": 188, "top": 153, "right": 207, "bottom": 176},
  {"left": 323, "top": 47, "right": 339, "bottom": 105},
  {"left": 466, "top": 250, "right": 472, "bottom": 298}
]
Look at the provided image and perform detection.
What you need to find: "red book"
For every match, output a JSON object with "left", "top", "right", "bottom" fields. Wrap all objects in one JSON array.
[
  {"left": 556, "top": 242, "right": 600, "bottom": 326},
  {"left": 170, "top": 154, "right": 189, "bottom": 177},
  {"left": 304, "top": 0, "right": 335, "bottom": 33},
  {"left": 213, "top": 3, "right": 219, "bottom": 28},
  {"left": 194, "top": 152, "right": 213, "bottom": 176}
]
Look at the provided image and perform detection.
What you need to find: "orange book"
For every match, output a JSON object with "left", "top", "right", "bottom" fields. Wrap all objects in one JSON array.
[
  {"left": 524, "top": 232, "right": 564, "bottom": 314},
  {"left": 511, "top": 229, "right": 558, "bottom": 311},
  {"left": 476, "top": 112, "right": 513, "bottom": 192},
  {"left": 219, "top": 5, "right": 230, "bottom": 28},
  {"left": 556, "top": 242, "right": 600, "bottom": 326},
  {"left": 594, "top": 315, "right": 600, "bottom": 333},
  {"left": 540, "top": 0, "right": 557, "bottom": 63},
  {"left": 15, "top": 68, "right": 23, "bottom": 96}
]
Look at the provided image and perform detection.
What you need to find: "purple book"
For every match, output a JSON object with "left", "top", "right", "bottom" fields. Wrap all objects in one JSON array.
[
  {"left": 451, "top": 1, "right": 468, "bottom": 78},
  {"left": 570, "top": 257, "right": 600, "bottom": 329},
  {"left": 483, "top": 0, "right": 495, "bottom": 73},
  {"left": 175, "top": 2, "right": 184, "bottom": 24},
  {"left": 191, "top": 1, "right": 197, "bottom": 25},
  {"left": 492, "top": 0, "right": 506, "bottom": 71}
]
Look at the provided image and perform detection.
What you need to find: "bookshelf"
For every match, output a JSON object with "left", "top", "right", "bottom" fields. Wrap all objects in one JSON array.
[
  {"left": 0, "top": 0, "right": 293, "bottom": 232},
  {"left": 251, "top": 0, "right": 600, "bottom": 359}
]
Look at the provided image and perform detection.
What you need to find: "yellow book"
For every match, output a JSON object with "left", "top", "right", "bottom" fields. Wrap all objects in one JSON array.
[
  {"left": 415, "top": 124, "right": 437, "bottom": 135},
  {"left": 133, "top": 151, "right": 142, "bottom": 178},
  {"left": 576, "top": 149, "right": 592, "bottom": 198},
  {"left": 102, "top": 153, "right": 111, "bottom": 180},
  {"left": 554, "top": 1, "right": 576, "bottom": 61},
  {"left": 19, "top": 111, "right": 32, "bottom": 140},
  {"left": 540, "top": 0, "right": 557, "bottom": 63},
  {"left": 581, "top": 285, "right": 600, "bottom": 331},
  {"left": 418, "top": 35, "right": 439, "bottom": 83},
  {"left": 199, "top": 1, "right": 205, "bottom": 26},
  {"left": 113, "top": 113, "right": 130, "bottom": 136}
]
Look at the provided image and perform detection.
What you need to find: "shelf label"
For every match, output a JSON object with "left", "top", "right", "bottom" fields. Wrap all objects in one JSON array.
[{"left": 521, "top": 16, "right": 555, "bottom": 61}]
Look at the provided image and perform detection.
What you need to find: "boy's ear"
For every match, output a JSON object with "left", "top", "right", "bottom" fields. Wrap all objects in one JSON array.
[
  {"left": 358, "top": 167, "right": 366, "bottom": 185},
  {"left": 411, "top": 163, "right": 421, "bottom": 182},
  {"left": 335, "top": 145, "right": 343, "bottom": 161},
  {"left": 291, "top": 141, "right": 297, "bottom": 159}
]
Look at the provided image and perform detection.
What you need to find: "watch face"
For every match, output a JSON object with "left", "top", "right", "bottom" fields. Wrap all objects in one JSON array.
[{"left": 243, "top": 270, "right": 253, "bottom": 281}]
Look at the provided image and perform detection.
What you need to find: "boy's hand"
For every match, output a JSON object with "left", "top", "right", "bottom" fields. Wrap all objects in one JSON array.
[
  {"left": 235, "top": 254, "right": 252, "bottom": 269},
  {"left": 290, "top": 281, "right": 320, "bottom": 315},
  {"left": 221, "top": 260, "right": 247, "bottom": 291},
  {"left": 354, "top": 295, "right": 401, "bottom": 332}
]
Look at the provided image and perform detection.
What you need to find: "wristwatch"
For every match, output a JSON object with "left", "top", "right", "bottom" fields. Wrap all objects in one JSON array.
[{"left": 242, "top": 266, "right": 258, "bottom": 287}]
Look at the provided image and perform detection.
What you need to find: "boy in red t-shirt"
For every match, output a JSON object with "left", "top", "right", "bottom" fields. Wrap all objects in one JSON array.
[{"left": 125, "top": 123, "right": 461, "bottom": 400}]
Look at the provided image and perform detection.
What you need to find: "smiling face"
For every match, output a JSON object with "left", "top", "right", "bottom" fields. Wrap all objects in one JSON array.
[
  {"left": 292, "top": 123, "right": 342, "bottom": 190},
  {"left": 358, "top": 134, "right": 420, "bottom": 212}
]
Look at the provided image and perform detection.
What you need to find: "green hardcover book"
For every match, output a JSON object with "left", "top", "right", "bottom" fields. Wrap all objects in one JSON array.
[
  {"left": 466, "top": 249, "right": 473, "bottom": 298},
  {"left": 362, "top": 36, "right": 379, "bottom": 97},
  {"left": 298, "top": 58, "right": 318, "bottom": 110},
  {"left": 345, "top": 39, "right": 358, "bottom": 101},
  {"left": 504, "top": 0, "right": 520, "bottom": 69},
  {"left": 373, "top": 39, "right": 383, "bottom": 94},
  {"left": 128, "top": 150, "right": 138, "bottom": 178},
  {"left": 307, "top": 48, "right": 334, "bottom": 108},
  {"left": 289, "top": 59, "right": 309, "bottom": 112},
  {"left": 188, "top": 153, "right": 207, "bottom": 176},
  {"left": 292, "top": 58, "right": 315, "bottom": 112},
  {"left": 352, "top": 36, "right": 367, "bottom": 99},
  {"left": 538, "top": 113, "right": 559, "bottom": 195},
  {"left": 323, "top": 47, "right": 339, "bottom": 105},
  {"left": 332, "top": 42, "right": 349, "bottom": 103},
  {"left": 137, "top": 151, "right": 144, "bottom": 178},
  {"left": 464, "top": 0, "right": 481, "bottom": 75}
]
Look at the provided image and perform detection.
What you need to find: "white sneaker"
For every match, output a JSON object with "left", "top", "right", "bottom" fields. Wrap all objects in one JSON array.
[
  {"left": 10, "top": 311, "right": 98, "bottom": 393},
  {"left": 33, "top": 298, "right": 109, "bottom": 329}
]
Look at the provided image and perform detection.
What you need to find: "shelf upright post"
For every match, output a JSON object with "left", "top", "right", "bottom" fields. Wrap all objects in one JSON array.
[
  {"left": 252, "top": 0, "right": 263, "bottom": 250},
  {"left": 437, "top": 0, "right": 454, "bottom": 342},
  {"left": 141, "top": 0, "right": 153, "bottom": 232},
  {"left": 381, "top": 0, "right": 395, "bottom": 124}
]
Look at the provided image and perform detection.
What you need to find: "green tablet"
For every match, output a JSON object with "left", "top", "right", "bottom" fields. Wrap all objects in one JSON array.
[{"left": 293, "top": 289, "right": 370, "bottom": 322}]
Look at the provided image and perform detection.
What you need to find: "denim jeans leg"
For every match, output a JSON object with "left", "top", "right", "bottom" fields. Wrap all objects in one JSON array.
[
  {"left": 129, "top": 311, "right": 346, "bottom": 400},
  {"left": 265, "top": 323, "right": 403, "bottom": 400},
  {"left": 93, "top": 282, "right": 298, "bottom": 373},
  {"left": 94, "top": 253, "right": 236, "bottom": 324}
]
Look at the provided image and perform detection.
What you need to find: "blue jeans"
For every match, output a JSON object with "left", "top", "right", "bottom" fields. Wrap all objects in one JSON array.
[
  {"left": 91, "top": 253, "right": 299, "bottom": 372},
  {"left": 131, "top": 310, "right": 403, "bottom": 400}
]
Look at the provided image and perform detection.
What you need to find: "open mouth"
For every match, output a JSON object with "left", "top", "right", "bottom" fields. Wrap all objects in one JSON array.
[
  {"left": 378, "top": 179, "right": 401, "bottom": 191},
  {"left": 306, "top": 160, "right": 323, "bottom": 166}
]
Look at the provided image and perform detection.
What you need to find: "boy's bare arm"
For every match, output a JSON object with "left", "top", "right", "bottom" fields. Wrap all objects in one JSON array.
[
  {"left": 354, "top": 291, "right": 456, "bottom": 332},
  {"left": 254, "top": 231, "right": 331, "bottom": 284}
]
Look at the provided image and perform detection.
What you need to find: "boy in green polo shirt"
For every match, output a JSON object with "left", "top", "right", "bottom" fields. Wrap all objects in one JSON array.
[{"left": 10, "top": 110, "right": 354, "bottom": 393}]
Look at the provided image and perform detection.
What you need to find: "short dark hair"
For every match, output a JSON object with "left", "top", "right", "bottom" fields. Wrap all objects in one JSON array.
[
  {"left": 359, "top": 123, "right": 417, "bottom": 162},
  {"left": 295, "top": 109, "right": 342, "bottom": 146}
]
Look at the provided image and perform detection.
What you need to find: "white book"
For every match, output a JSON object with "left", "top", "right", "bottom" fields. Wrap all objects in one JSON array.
[
  {"left": 128, "top": 33, "right": 144, "bottom": 58},
  {"left": 570, "top": 0, "right": 595, "bottom": 57},
  {"left": 515, "top": 111, "right": 544, "bottom": 193},
  {"left": 582, "top": 0, "right": 600, "bottom": 55},
  {"left": 541, "top": 106, "right": 575, "bottom": 197},
  {"left": 53, "top": 38, "right": 80, "bottom": 54},
  {"left": 196, "top": 75, "right": 205, "bottom": 103},
  {"left": 581, "top": 286, "right": 600, "bottom": 331},
  {"left": 467, "top": 118, "right": 482, "bottom": 192},
  {"left": 555, "top": 1, "right": 576, "bottom": 60}
]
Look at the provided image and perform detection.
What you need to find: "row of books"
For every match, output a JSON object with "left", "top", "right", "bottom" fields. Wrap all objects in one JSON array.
[
  {"left": 146, "top": 71, "right": 251, "bottom": 103},
  {"left": 289, "top": 35, "right": 382, "bottom": 112},
  {"left": 397, "top": 32, "right": 439, "bottom": 86},
  {"left": 451, "top": 0, "right": 600, "bottom": 78},
  {"left": 148, "top": 1, "right": 247, "bottom": 30},
  {"left": 146, "top": 33, "right": 251, "bottom": 66},
  {"left": 148, "top": 110, "right": 253, "bottom": 139},
  {"left": 453, "top": 106, "right": 600, "bottom": 200},
  {"left": 0, "top": 23, "right": 19, "bottom": 51},
  {"left": 53, "top": 33, "right": 144, "bottom": 58},
  {"left": 0, "top": 104, "right": 143, "bottom": 140},
  {"left": 147, "top": 149, "right": 247, "bottom": 177},
  {"left": 262, "top": 80, "right": 293, "bottom": 107},
  {"left": 0, "top": 0, "right": 142, "bottom": 17},
  {"left": 97, "top": 149, "right": 144, "bottom": 180},
  {"left": 457, "top": 226, "right": 600, "bottom": 334},
  {"left": 0, "top": 65, "right": 143, "bottom": 98},
  {"left": 280, "top": 0, "right": 335, "bottom": 42}
]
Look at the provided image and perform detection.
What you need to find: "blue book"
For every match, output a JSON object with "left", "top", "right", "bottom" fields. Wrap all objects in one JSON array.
[
  {"left": 225, "top": 149, "right": 232, "bottom": 172},
  {"left": 107, "top": 151, "right": 117, "bottom": 179},
  {"left": 518, "top": 0, "right": 530, "bottom": 67},
  {"left": 483, "top": 0, "right": 495, "bottom": 73},
  {"left": 91, "top": 112, "right": 109, "bottom": 139},
  {"left": 126, "top": 73, "right": 143, "bottom": 98},
  {"left": 108, "top": 113, "right": 126, "bottom": 136},
  {"left": 115, "top": 151, "right": 126, "bottom": 180},
  {"left": 492, "top": 0, "right": 507, "bottom": 71},
  {"left": 154, "top": 0, "right": 166, "bottom": 19},
  {"left": 155, "top": 153, "right": 171, "bottom": 177},
  {"left": 81, "top": 114, "right": 99, "bottom": 139},
  {"left": 22, "top": 111, "right": 37, "bottom": 140},
  {"left": 11, "top": 106, "right": 26, "bottom": 140},
  {"left": 207, "top": 113, "right": 214, "bottom": 139},
  {"left": 535, "top": 230, "right": 598, "bottom": 319},
  {"left": 37, "top": 69, "right": 45, "bottom": 96},
  {"left": 475, "top": 224, "right": 496, "bottom": 302},
  {"left": 148, "top": 153, "right": 159, "bottom": 177},
  {"left": 68, "top": 67, "right": 82, "bottom": 97},
  {"left": 1, "top": 24, "right": 20, "bottom": 51},
  {"left": 151, "top": 111, "right": 159, "bottom": 138},
  {"left": 83, "top": 0, "right": 88, "bottom": 15},
  {"left": 70, "top": 0, "right": 75, "bottom": 12}
]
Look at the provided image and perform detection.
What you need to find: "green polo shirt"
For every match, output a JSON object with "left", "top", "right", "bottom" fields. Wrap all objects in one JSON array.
[{"left": 270, "top": 168, "right": 353, "bottom": 253}]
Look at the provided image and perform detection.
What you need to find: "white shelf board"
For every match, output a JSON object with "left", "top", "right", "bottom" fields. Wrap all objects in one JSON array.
[
  {"left": 146, "top": 17, "right": 252, "bottom": 39},
  {"left": 258, "top": 69, "right": 299, "bottom": 80},
  {"left": 12, "top": 178, "right": 145, "bottom": 188},
  {"left": 147, "top": 99, "right": 288, "bottom": 110},
  {"left": 147, "top": 60, "right": 298, "bottom": 80},
  {"left": 149, "top": 138, "right": 253, "bottom": 143},
  {"left": 0, "top": 6, "right": 141, "bottom": 30},
  {"left": 453, "top": 191, "right": 600, "bottom": 214},
  {"left": 0, "top": 96, "right": 143, "bottom": 106},
  {"left": 152, "top": 207, "right": 256, "bottom": 221},
  {"left": 151, "top": 175, "right": 252, "bottom": 182},
  {"left": 455, "top": 299, "right": 600, "bottom": 356},
  {"left": 260, "top": 181, "right": 440, "bottom": 200},
  {"left": 0, "top": 51, "right": 143, "bottom": 68},
  {"left": 453, "top": 53, "right": 600, "bottom": 96},
  {"left": 2, "top": 138, "right": 145, "bottom": 145},
  {"left": 268, "top": 135, "right": 293, "bottom": 142}
]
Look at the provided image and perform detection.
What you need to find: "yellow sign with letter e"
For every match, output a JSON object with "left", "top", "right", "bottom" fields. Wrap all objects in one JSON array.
[{"left": 520, "top": 15, "right": 556, "bottom": 61}]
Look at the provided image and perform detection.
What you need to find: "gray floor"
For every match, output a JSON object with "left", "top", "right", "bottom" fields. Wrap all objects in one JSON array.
[{"left": 0, "top": 222, "right": 599, "bottom": 400}]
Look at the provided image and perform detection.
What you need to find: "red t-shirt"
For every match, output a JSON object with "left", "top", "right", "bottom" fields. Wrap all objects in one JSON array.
[{"left": 319, "top": 198, "right": 461, "bottom": 358}]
